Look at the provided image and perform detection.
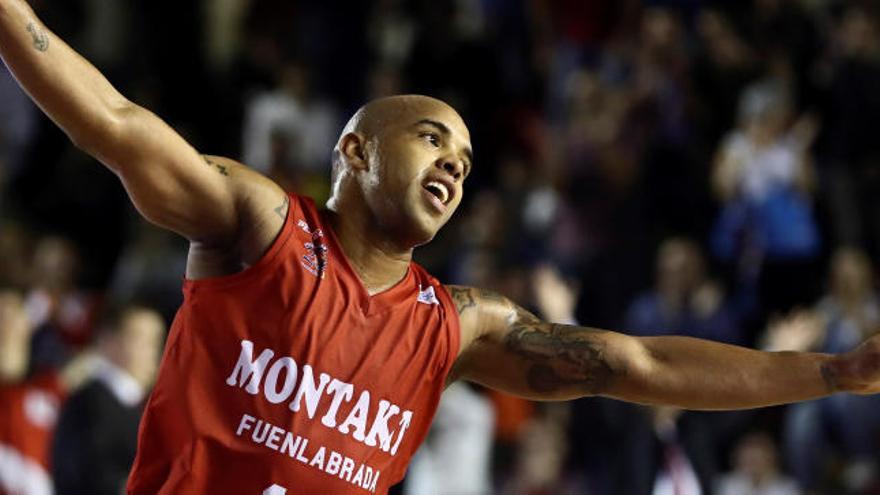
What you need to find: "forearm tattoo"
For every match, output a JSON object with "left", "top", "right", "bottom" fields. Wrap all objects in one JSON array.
[
  {"left": 202, "top": 155, "right": 229, "bottom": 176},
  {"left": 819, "top": 362, "right": 838, "bottom": 393},
  {"left": 504, "top": 307, "right": 616, "bottom": 395},
  {"left": 26, "top": 22, "right": 49, "bottom": 52}
]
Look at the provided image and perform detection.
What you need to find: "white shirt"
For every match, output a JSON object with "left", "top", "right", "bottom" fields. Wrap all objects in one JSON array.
[
  {"left": 723, "top": 131, "right": 802, "bottom": 202},
  {"left": 93, "top": 356, "right": 145, "bottom": 408}
]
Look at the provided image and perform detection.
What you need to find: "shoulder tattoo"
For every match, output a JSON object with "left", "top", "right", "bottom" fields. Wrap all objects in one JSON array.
[
  {"left": 448, "top": 286, "right": 477, "bottom": 315},
  {"left": 274, "top": 195, "right": 290, "bottom": 220},
  {"left": 202, "top": 155, "right": 229, "bottom": 176},
  {"left": 448, "top": 286, "right": 508, "bottom": 316}
]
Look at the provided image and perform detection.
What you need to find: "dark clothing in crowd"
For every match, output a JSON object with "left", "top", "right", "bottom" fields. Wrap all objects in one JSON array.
[{"left": 52, "top": 379, "right": 142, "bottom": 495}]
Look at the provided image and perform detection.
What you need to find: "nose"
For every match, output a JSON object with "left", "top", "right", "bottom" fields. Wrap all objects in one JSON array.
[{"left": 435, "top": 156, "right": 464, "bottom": 181}]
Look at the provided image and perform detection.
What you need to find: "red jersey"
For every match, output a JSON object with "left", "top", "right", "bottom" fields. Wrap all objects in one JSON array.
[
  {"left": 128, "top": 193, "right": 461, "bottom": 495},
  {"left": 0, "top": 372, "right": 64, "bottom": 495}
]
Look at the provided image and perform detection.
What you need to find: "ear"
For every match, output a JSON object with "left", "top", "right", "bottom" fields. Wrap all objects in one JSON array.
[{"left": 339, "top": 132, "right": 369, "bottom": 171}]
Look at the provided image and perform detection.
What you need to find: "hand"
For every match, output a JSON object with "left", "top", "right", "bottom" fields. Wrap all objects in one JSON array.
[
  {"left": 531, "top": 263, "right": 578, "bottom": 324},
  {"left": 790, "top": 113, "right": 820, "bottom": 150},
  {"left": 691, "top": 281, "right": 723, "bottom": 318},
  {"left": 826, "top": 333, "right": 880, "bottom": 395},
  {"left": 762, "top": 310, "right": 825, "bottom": 352}
]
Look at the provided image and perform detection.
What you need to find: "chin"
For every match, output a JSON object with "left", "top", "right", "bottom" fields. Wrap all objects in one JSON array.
[
  {"left": 404, "top": 224, "right": 439, "bottom": 248},
  {"left": 384, "top": 195, "right": 447, "bottom": 248},
  {"left": 399, "top": 214, "right": 442, "bottom": 248}
]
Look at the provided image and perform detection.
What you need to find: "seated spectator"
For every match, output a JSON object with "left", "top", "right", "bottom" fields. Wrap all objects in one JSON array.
[
  {"left": 0, "top": 286, "right": 65, "bottom": 495},
  {"left": 625, "top": 237, "right": 742, "bottom": 344},
  {"left": 51, "top": 303, "right": 165, "bottom": 495},
  {"left": 717, "top": 432, "right": 799, "bottom": 495}
]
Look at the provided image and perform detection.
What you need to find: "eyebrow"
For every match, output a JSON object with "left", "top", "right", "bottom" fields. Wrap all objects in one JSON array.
[{"left": 414, "top": 119, "right": 474, "bottom": 166}]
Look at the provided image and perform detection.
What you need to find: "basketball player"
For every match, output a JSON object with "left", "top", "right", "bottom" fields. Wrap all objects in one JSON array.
[{"left": 3, "top": 2, "right": 880, "bottom": 494}]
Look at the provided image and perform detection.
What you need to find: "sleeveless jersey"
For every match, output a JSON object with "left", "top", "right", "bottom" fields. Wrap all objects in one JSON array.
[{"left": 127, "top": 193, "right": 461, "bottom": 495}]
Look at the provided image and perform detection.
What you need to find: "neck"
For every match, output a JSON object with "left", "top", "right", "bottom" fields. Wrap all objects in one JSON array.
[{"left": 325, "top": 208, "right": 412, "bottom": 295}]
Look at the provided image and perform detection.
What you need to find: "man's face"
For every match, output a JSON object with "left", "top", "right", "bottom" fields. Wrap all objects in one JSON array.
[
  {"left": 118, "top": 309, "right": 166, "bottom": 388},
  {"left": 360, "top": 104, "right": 473, "bottom": 247}
]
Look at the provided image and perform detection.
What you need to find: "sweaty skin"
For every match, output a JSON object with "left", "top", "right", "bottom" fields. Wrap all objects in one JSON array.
[
  {"left": 325, "top": 95, "right": 472, "bottom": 294},
  {"left": 2, "top": 0, "right": 880, "bottom": 413}
]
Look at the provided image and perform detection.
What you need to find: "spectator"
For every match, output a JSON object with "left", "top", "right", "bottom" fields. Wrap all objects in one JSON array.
[
  {"left": 711, "top": 79, "right": 821, "bottom": 321},
  {"left": 614, "top": 406, "right": 718, "bottom": 495},
  {"left": 240, "top": 60, "right": 340, "bottom": 201},
  {"left": 821, "top": 6, "right": 880, "bottom": 263},
  {"left": 717, "top": 432, "right": 800, "bottom": 495},
  {"left": 25, "top": 236, "right": 103, "bottom": 369},
  {"left": 0, "top": 286, "right": 64, "bottom": 495},
  {"left": 625, "top": 237, "right": 742, "bottom": 345},
  {"left": 0, "top": 63, "right": 38, "bottom": 191},
  {"left": 691, "top": 7, "right": 760, "bottom": 157},
  {"left": 51, "top": 303, "right": 165, "bottom": 495},
  {"left": 776, "top": 247, "right": 880, "bottom": 493},
  {"left": 501, "top": 404, "right": 576, "bottom": 495},
  {"left": 404, "top": 383, "right": 495, "bottom": 495}
]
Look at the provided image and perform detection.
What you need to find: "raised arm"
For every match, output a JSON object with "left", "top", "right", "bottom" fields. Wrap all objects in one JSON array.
[
  {"left": 447, "top": 286, "right": 880, "bottom": 410},
  {"left": 0, "top": 0, "right": 286, "bottom": 256}
]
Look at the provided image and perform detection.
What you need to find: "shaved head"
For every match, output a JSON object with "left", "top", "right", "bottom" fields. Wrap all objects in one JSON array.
[
  {"left": 331, "top": 95, "right": 468, "bottom": 183},
  {"left": 339, "top": 95, "right": 463, "bottom": 141},
  {"left": 327, "top": 94, "right": 472, "bottom": 249}
]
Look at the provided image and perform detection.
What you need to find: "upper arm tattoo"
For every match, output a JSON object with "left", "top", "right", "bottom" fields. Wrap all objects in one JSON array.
[
  {"left": 26, "top": 23, "right": 49, "bottom": 52},
  {"left": 451, "top": 285, "right": 620, "bottom": 397},
  {"left": 202, "top": 155, "right": 229, "bottom": 176},
  {"left": 503, "top": 305, "right": 618, "bottom": 396}
]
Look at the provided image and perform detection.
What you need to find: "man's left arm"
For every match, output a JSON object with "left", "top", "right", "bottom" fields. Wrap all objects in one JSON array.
[{"left": 446, "top": 286, "right": 880, "bottom": 409}]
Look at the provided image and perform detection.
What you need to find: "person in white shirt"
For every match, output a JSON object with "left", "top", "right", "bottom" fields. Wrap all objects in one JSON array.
[
  {"left": 51, "top": 303, "right": 165, "bottom": 495},
  {"left": 718, "top": 432, "right": 800, "bottom": 495}
]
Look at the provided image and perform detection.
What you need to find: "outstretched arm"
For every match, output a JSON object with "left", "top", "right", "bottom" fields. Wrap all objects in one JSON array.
[
  {"left": 0, "top": 0, "right": 285, "bottom": 252},
  {"left": 447, "top": 286, "right": 880, "bottom": 410}
]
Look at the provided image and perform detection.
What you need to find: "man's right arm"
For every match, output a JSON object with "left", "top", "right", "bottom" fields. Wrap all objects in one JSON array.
[{"left": 0, "top": 0, "right": 286, "bottom": 256}]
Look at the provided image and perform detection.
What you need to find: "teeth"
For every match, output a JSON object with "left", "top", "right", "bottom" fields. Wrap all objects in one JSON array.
[{"left": 425, "top": 181, "right": 449, "bottom": 203}]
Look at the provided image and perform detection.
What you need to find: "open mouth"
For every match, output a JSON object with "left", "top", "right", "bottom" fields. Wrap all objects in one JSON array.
[{"left": 423, "top": 181, "right": 450, "bottom": 204}]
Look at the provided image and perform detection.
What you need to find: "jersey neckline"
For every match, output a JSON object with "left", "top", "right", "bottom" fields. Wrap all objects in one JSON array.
[{"left": 318, "top": 208, "right": 417, "bottom": 316}]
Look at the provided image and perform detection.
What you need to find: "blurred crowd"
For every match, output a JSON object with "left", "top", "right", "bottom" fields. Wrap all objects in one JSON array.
[{"left": 2, "top": 0, "right": 880, "bottom": 494}]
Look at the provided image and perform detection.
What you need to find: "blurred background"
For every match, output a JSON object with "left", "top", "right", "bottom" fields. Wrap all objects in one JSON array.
[{"left": 2, "top": 0, "right": 880, "bottom": 494}]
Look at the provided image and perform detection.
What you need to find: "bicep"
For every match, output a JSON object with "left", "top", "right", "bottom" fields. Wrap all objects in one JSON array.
[
  {"left": 449, "top": 287, "right": 642, "bottom": 401},
  {"left": 97, "top": 104, "right": 285, "bottom": 245}
]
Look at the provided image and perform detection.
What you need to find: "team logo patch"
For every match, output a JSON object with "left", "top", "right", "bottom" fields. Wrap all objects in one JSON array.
[
  {"left": 298, "top": 219, "right": 328, "bottom": 278},
  {"left": 416, "top": 285, "right": 439, "bottom": 306}
]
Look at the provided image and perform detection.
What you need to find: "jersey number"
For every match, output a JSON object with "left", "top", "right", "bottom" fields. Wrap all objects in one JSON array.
[{"left": 263, "top": 484, "right": 287, "bottom": 495}]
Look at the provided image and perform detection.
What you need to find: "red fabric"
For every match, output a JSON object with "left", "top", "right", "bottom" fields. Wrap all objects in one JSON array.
[
  {"left": 0, "top": 372, "right": 64, "bottom": 495},
  {"left": 128, "top": 193, "right": 461, "bottom": 495}
]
